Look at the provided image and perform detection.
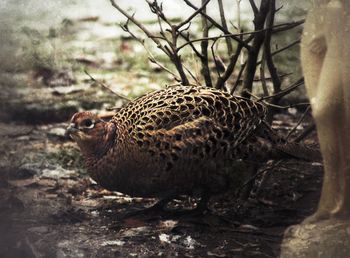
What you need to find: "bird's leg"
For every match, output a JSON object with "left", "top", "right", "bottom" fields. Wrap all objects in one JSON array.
[
  {"left": 194, "top": 191, "right": 211, "bottom": 214},
  {"left": 119, "top": 194, "right": 177, "bottom": 219},
  {"left": 174, "top": 191, "right": 211, "bottom": 217},
  {"left": 145, "top": 195, "right": 176, "bottom": 212}
]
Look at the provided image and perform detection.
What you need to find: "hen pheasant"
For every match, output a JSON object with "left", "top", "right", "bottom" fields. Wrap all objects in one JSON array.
[{"left": 67, "top": 86, "right": 317, "bottom": 210}]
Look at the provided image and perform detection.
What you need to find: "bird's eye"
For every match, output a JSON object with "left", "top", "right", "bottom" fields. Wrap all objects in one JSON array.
[{"left": 80, "top": 119, "right": 94, "bottom": 129}]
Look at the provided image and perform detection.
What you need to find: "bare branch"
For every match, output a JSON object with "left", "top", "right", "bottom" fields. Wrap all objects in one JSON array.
[
  {"left": 110, "top": 0, "right": 171, "bottom": 56},
  {"left": 179, "top": 32, "right": 204, "bottom": 59},
  {"left": 147, "top": 0, "right": 172, "bottom": 27},
  {"left": 258, "top": 77, "right": 304, "bottom": 101},
  {"left": 286, "top": 105, "right": 311, "bottom": 140},
  {"left": 200, "top": 0, "right": 212, "bottom": 87},
  {"left": 183, "top": 64, "right": 202, "bottom": 85},
  {"left": 183, "top": 0, "right": 251, "bottom": 49},
  {"left": 245, "top": 89, "right": 310, "bottom": 109},
  {"left": 176, "top": 13, "right": 301, "bottom": 53},
  {"left": 111, "top": 0, "right": 189, "bottom": 85},
  {"left": 257, "top": 39, "right": 300, "bottom": 65},
  {"left": 272, "top": 19, "right": 305, "bottom": 33},
  {"left": 211, "top": 38, "right": 223, "bottom": 78},
  {"left": 177, "top": 0, "right": 212, "bottom": 29},
  {"left": 218, "top": 0, "right": 233, "bottom": 55},
  {"left": 120, "top": 21, "right": 181, "bottom": 81},
  {"left": 177, "top": 30, "right": 263, "bottom": 52},
  {"left": 148, "top": 57, "right": 181, "bottom": 81},
  {"left": 215, "top": 44, "right": 243, "bottom": 89},
  {"left": 264, "top": 0, "right": 281, "bottom": 101},
  {"left": 84, "top": 70, "right": 131, "bottom": 102},
  {"left": 259, "top": 51, "right": 269, "bottom": 96},
  {"left": 249, "top": 0, "right": 259, "bottom": 16},
  {"left": 293, "top": 123, "right": 316, "bottom": 143},
  {"left": 231, "top": 63, "right": 246, "bottom": 94},
  {"left": 242, "top": 0, "right": 270, "bottom": 98},
  {"left": 236, "top": 0, "right": 244, "bottom": 65}
]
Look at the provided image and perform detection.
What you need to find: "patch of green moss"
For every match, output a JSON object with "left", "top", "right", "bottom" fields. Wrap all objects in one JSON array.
[{"left": 46, "top": 147, "right": 86, "bottom": 174}]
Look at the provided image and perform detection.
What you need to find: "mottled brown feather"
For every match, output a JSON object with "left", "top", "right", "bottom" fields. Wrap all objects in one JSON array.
[{"left": 69, "top": 86, "right": 272, "bottom": 197}]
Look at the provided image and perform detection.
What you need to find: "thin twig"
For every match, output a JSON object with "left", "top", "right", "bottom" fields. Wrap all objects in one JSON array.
[
  {"left": 257, "top": 39, "right": 300, "bottom": 65},
  {"left": 272, "top": 19, "right": 305, "bottom": 33},
  {"left": 84, "top": 70, "right": 131, "bottom": 102},
  {"left": 293, "top": 123, "right": 316, "bottom": 143},
  {"left": 111, "top": 0, "right": 189, "bottom": 85},
  {"left": 267, "top": 102, "right": 310, "bottom": 109},
  {"left": 231, "top": 63, "right": 246, "bottom": 94},
  {"left": 177, "top": 30, "right": 258, "bottom": 52},
  {"left": 120, "top": 21, "right": 181, "bottom": 81},
  {"left": 249, "top": 0, "right": 259, "bottom": 15},
  {"left": 148, "top": 57, "right": 181, "bottom": 81},
  {"left": 259, "top": 50, "right": 269, "bottom": 96},
  {"left": 264, "top": 0, "right": 281, "bottom": 103},
  {"left": 258, "top": 77, "right": 304, "bottom": 101},
  {"left": 176, "top": 20, "right": 301, "bottom": 52},
  {"left": 215, "top": 44, "right": 243, "bottom": 89},
  {"left": 218, "top": 0, "right": 233, "bottom": 55},
  {"left": 183, "top": 0, "right": 250, "bottom": 49},
  {"left": 236, "top": 0, "right": 244, "bottom": 65},
  {"left": 184, "top": 64, "right": 201, "bottom": 85},
  {"left": 286, "top": 105, "right": 311, "bottom": 140},
  {"left": 176, "top": 0, "right": 212, "bottom": 29},
  {"left": 243, "top": 89, "right": 309, "bottom": 109},
  {"left": 211, "top": 38, "right": 221, "bottom": 78},
  {"left": 200, "top": 0, "right": 212, "bottom": 87},
  {"left": 179, "top": 31, "right": 204, "bottom": 59},
  {"left": 110, "top": 0, "right": 171, "bottom": 56},
  {"left": 242, "top": 0, "right": 270, "bottom": 98},
  {"left": 237, "top": 160, "right": 284, "bottom": 195},
  {"left": 150, "top": 0, "right": 203, "bottom": 59}
]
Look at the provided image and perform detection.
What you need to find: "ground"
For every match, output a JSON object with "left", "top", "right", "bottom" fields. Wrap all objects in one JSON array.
[
  {"left": 0, "top": 100, "right": 322, "bottom": 258},
  {"left": 0, "top": 16, "right": 322, "bottom": 258}
]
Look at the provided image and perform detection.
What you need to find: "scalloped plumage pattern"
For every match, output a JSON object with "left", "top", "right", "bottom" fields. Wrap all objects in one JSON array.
[{"left": 75, "top": 86, "right": 272, "bottom": 198}]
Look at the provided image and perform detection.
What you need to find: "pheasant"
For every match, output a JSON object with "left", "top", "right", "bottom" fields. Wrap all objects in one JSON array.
[{"left": 66, "top": 86, "right": 318, "bottom": 212}]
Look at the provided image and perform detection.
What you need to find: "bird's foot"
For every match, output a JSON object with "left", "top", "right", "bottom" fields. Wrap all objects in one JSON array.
[{"left": 118, "top": 197, "right": 174, "bottom": 220}]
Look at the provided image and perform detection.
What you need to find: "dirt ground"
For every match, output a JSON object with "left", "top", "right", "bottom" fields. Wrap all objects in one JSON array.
[{"left": 0, "top": 92, "right": 322, "bottom": 258}]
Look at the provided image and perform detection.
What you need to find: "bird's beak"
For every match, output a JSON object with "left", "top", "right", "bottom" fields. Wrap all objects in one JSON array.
[{"left": 65, "top": 123, "right": 78, "bottom": 138}]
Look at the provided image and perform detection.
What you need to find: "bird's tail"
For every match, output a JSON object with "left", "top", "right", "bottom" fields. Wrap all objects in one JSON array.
[
  {"left": 273, "top": 142, "right": 322, "bottom": 162},
  {"left": 253, "top": 121, "right": 322, "bottom": 162}
]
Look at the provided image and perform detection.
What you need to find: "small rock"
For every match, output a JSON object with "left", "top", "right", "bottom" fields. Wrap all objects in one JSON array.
[
  {"left": 101, "top": 240, "right": 125, "bottom": 246},
  {"left": 288, "top": 107, "right": 298, "bottom": 115},
  {"left": 159, "top": 220, "right": 178, "bottom": 230},
  {"left": 159, "top": 233, "right": 171, "bottom": 244},
  {"left": 120, "top": 226, "right": 151, "bottom": 237},
  {"left": 41, "top": 166, "right": 78, "bottom": 179},
  {"left": 48, "top": 127, "right": 67, "bottom": 138},
  {"left": 183, "top": 235, "right": 199, "bottom": 250}
]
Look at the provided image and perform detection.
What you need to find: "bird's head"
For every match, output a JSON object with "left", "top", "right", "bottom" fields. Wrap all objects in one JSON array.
[{"left": 66, "top": 111, "right": 116, "bottom": 158}]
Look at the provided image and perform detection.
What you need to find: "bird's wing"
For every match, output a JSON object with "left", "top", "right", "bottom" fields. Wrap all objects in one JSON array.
[
  {"left": 132, "top": 111, "right": 264, "bottom": 172},
  {"left": 121, "top": 86, "right": 266, "bottom": 144}
]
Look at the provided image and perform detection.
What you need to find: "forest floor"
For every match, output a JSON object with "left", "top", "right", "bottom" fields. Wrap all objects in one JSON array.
[{"left": 0, "top": 16, "right": 322, "bottom": 258}]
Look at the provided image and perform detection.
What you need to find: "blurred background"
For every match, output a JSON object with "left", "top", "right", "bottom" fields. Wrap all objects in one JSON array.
[{"left": 0, "top": 0, "right": 312, "bottom": 122}]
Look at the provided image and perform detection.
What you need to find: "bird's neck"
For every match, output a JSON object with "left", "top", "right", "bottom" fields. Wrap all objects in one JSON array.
[{"left": 81, "top": 122, "right": 116, "bottom": 161}]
